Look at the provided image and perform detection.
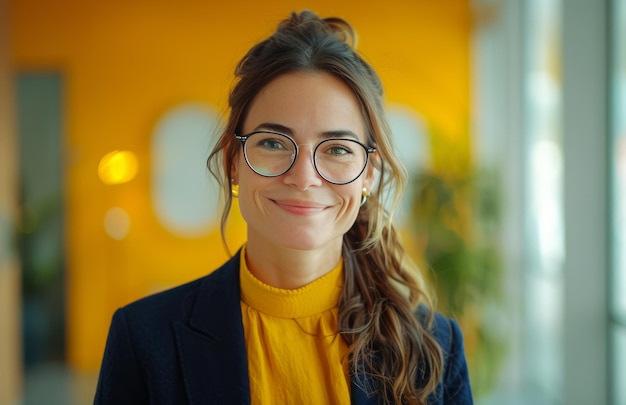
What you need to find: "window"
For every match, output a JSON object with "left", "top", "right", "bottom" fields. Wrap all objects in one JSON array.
[
  {"left": 523, "top": 0, "right": 564, "bottom": 401},
  {"left": 611, "top": 1, "right": 626, "bottom": 403}
]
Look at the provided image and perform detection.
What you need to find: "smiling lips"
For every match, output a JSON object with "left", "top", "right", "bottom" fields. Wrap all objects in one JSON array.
[{"left": 272, "top": 199, "right": 329, "bottom": 216}]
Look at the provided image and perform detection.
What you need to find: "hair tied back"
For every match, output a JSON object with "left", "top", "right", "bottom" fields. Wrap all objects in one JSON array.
[{"left": 280, "top": 10, "right": 357, "bottom": 49}]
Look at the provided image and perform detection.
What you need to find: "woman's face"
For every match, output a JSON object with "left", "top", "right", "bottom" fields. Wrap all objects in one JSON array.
[{"left": 233, "top": 71, "right": 375, "bottom": 253}]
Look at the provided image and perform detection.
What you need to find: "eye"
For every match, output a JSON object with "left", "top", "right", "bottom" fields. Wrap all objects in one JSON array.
[
  {"left": 328, "top": 145, "right": 352, "bottom": 155},
  {"left": 254, "top": 135, "right": 288, "bottom": 150},
  {"left": 320, "top": 140, "right": 355, "bottom": 157},
  {"left": 261, "top": 138, "right": 284, "bottom": 149}
]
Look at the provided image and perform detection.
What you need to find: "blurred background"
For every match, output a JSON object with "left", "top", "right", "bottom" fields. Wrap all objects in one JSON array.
[{"left": 0, "top": 0, "right": 624, "bottom": 404}]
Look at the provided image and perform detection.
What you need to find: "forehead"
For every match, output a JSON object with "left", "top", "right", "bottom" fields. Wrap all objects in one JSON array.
[{"left": 242, "top": 71, "right": 367, "bottom": 141}]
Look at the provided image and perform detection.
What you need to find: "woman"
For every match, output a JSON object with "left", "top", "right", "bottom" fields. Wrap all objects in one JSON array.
[{"left": 95, "top": 10, "right": 473, "bottom": 405}]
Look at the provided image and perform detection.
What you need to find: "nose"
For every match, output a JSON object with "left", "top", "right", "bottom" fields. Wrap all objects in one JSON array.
[{"left": 282, "top": 146, "right": 323, "bottom": 190}]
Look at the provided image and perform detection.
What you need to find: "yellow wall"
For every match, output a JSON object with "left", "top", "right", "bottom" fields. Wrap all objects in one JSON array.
[{"left": 11, "top": 0, "right": 471, "bottom": 371}]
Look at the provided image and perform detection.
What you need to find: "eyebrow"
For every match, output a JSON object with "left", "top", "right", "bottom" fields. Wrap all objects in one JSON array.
[{"left": 253, "top": 122, "right": 360, "bottom": 140}]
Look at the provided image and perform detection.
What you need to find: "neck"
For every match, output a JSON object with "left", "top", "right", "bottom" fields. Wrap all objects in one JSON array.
[{"left": 244, "top": 240, "right": 342, "bottom": 290}]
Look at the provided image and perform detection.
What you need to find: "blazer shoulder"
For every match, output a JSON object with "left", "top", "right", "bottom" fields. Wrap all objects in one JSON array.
[
  {"left": 414, "top": 306, "right": 463, "bottom": 355},
  {"left": 431, "top": 311, "right": 457, "bottom": 352},
  {"left": 426, "top": 311, "right": 474, "bottom": 404},
  {"left": 120, "top": 274, "right": 205, "bottom": 320},
  {"left": 120, "top": 254, "right": 240, "bottom": 324}
]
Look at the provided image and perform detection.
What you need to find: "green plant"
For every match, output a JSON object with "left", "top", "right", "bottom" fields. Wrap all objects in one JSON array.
[{"left": 409, "top": 167, "right": 507, "bottom": 397}]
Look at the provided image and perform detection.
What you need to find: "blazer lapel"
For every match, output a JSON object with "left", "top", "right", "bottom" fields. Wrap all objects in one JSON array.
[
  {"left": 172, "top": 251, "right": 384, "bottom": 405},
  {"left": 173, "top": 253, "right": 250, "bottom": 405}
]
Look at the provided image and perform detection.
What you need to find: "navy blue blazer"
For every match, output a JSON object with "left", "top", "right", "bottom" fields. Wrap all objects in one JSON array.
[{"left": 94, "top": 252, "right": 473, "bottom": 404}]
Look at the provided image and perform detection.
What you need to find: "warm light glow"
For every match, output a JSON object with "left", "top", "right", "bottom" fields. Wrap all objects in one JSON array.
[
  {"left": 104, "top": 207, "right": 131, "bottom": 240},
  {"left": 98, "top": 150, "right": 138, "bottom": 185}
]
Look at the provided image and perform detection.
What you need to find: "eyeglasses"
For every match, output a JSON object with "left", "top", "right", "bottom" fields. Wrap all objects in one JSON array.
[{"left": 235, "top": 130, "right": 377, "bottom": 185}]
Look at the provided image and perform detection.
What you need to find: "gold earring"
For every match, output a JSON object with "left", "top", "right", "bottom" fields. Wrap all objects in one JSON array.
[
  {"left": 360, "top": 187, "right": 369, "bottom": 206},
  {"left": 231, "top": 182, "right": 239, "bottom": 198}
]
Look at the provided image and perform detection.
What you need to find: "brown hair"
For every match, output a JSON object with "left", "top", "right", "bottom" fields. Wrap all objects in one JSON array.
[{"left": 207, "top": 10, "right": 443, "bottom": 404}]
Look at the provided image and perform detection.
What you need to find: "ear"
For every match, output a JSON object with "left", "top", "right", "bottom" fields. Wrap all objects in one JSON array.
[
  {"left": 230, "top": 156, "right": 239, "bottom": 185},
  {"left": 363, "top": 152, "right": 378, "bottom": 191}
]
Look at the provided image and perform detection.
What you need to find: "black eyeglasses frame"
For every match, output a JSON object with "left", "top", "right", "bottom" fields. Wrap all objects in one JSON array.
[{"left": 235, "top": 130, "right": 377, "bottom": 185}]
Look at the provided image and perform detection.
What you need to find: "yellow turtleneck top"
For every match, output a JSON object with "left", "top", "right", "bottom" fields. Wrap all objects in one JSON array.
[{"left": 239, "top": 248, "right": 351, "bottom": 404}]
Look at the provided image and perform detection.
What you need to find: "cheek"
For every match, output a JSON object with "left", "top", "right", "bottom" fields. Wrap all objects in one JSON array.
[
  {"left": 237, "top": 174, "right": 270, "bottom": 219},
  {"left": 236, "top": 188, "right": 259, "bottom": 229},
  {"left": 237, "top": 179, "right": 255, "bottom": 213},
  {"left": 338, "top": 185, "right": 365, "bottom": 216}
]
